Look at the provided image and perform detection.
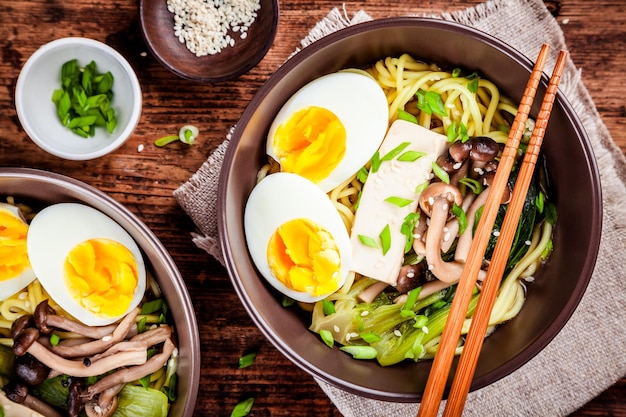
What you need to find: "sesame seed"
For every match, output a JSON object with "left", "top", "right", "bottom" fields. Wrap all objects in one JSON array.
[
  {"left": 18, "top": 292, "right": 27, "bottom": 300},
  {"left": 524, "top": 276, "right": 535, "bottom": 282},
  {"left": 493, "top": 230, "right": 500, "bottom": 237},
  {"left": 421, "top": 326, "right": 429, "bottom": 334},
  {"left": 394, "top": 329, "right": 402, "bottom": 337},
  {"left": 333, "top": 325, "right": 340, "bottom": 333},
  {"left": 525, "top": 240, "right": 532, "bottom": 246},
  {"left": 102, "top": 335, "right": 112, "bottom": 342},
  {"left": 166, "top": 0, "right": 261, "bottom": 57},
  {"left": 137, "top": 144, "right": 145, "bottom": 152},
  {"left": 360, "top": 310, "right": 370, "bottom": 317}
]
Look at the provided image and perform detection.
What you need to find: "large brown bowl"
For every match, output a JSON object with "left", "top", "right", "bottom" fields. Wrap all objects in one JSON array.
[
  {"left": 218, "top": 18, "right": 602, "bottom": 401},
  {"left": 0, "top": 168, "right": 200, "bottom": 415}
]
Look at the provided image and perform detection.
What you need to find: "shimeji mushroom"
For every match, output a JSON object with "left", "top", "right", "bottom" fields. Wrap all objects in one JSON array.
[{"left": 418, "top": 182, "right": 466, "bottom": 283}]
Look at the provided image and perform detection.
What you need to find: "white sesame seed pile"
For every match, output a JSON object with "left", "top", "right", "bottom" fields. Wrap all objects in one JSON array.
[{"left": 166, "top": 0, "right": 261, "bottom": 57}]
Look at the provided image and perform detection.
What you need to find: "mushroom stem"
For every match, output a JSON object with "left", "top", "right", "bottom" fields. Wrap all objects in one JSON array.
[
  {"left": 425, "top": 198, "right": 467, "bottom": 283},
  {"left": 24, "top": 340, "right": 147, "bottom": 378},
  {"left": 84, "top": 338, "right": 176, "bottom": 400},
  {"left": 49, "top": 307, "right": 140, "bottom": 359},
  {"left": 455, "top": 188, "right": 490, "bottom": 263}
]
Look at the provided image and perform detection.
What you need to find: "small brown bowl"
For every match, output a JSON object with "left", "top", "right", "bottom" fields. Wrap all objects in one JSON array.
[
  {"left": 218, "top": 18, "right": 602, "bottom": 401},
  {"left": 139, "top": 0, "right": 279, "bottom": 83},
  {"left": 0, "top": 168, "right": 200, "bottom": 416}
]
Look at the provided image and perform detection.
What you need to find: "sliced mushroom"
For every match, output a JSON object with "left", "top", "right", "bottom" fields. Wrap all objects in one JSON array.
[
  {"left": 84, "top": 383, "right": 124, "bottom": 417},
  {"left": 419, "top": 183, "right": 466, "bottom": 283}
]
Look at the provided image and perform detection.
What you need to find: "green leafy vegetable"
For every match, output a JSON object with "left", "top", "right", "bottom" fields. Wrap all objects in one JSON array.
[{"left": 52, "top": 59, "right": 117, "bottom": 137}]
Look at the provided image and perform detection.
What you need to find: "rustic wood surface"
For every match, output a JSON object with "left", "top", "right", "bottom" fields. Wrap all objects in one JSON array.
[{"left": 1, "top": 0, "right": 624, "bottom": 416}]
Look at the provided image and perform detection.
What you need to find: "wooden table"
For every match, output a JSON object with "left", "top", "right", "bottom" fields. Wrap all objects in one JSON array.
[{"left": 1, "top": 0, "right": 624, "bottom": 415}]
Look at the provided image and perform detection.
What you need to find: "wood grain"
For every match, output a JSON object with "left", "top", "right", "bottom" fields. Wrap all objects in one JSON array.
[{"left": 0, "top": 0, "right": 624, "bottom": 416}]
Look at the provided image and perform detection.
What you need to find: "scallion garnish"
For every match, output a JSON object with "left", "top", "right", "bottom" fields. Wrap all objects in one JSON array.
[
  {"left": 360, "top": 332, "right": 383, "bottom": 344},
  {"left": 400, "top": 212, "right": 420, "bottom": 253},
  {"left": 397, "top": 109, "right": 418, "bottom": 124},
  {"left": 49, "top": 333, "right": 61, "bottom": 347},
  {"left": 370, "top": 150, "right": 382, "bottom": 173},
  {"left": 320, "top": 329, "right": 334, "bottom": 348},
  {"left": 452, "top": 203, "right": 468, "bottom": 235},
  {"left": 358, "top": 234, "right": 379, "bottom": 249},
  {"left": 403, "top": 287, "right": 421, "bottom": 310},
  {"left": 231, "top": 398, "right": 255, "bottom": 417},
  {"left": 384, "top": 196, "right": 413, "bottom": 208},
  {"left": 340, "top": 345, "right": 378, "bottom": 360},
  {"left": 379, "top": 224, "right": 391, "bottom": 255},
  {"left": 459, "top": 177, "right": 483, "bottom": 195},
  {"left": 238, "top": 352, "right": 257, "bottom": 369},
  {"left": 431, "top": 161, "right": 450, "bottom": 184},
  {"left": 356, "top": 166, "right": 369, "bottom": 183},
  {"left": 398, "top": 150, "right": 426, "bottom": 162},
  {"left": 322, "top": 299, "right": 336, "bottom": 316},
  {"left": 416, "top": 89, "right": 448, "bottom": 117},
  {"left": 415, "top": 181, "right": 429, "bottom": 195},
  {"left": 380, "top": 142, "right": 411, "bottom": 162}
]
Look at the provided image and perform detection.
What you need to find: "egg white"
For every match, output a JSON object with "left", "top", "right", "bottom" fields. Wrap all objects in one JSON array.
[
  {"left": 27, "top": 203, "right": 146, "bottom": 326},
  {"left": 0, "top": 204, "right": 37, "bottom": 300},
  {"left": 244, "top": 172, "right": 352, "bottom": 303},
  {"left": 266, "top": 71, "right": 389, "bottom": 193}
]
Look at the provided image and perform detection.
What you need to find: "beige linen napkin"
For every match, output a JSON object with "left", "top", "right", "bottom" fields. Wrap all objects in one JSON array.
[{"left": 174, "top": 0, "right": 626, "bottom": 415}]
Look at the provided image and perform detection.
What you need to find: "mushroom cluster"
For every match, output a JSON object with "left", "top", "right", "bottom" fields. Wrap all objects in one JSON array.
[{"left": 5, "top": 299, "right": 175, "bottom": 417}]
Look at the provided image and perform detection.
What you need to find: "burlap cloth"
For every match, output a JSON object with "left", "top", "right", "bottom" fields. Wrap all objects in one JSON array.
[{"left": 174, "top": 0, "right": 626, "bottom": 414}]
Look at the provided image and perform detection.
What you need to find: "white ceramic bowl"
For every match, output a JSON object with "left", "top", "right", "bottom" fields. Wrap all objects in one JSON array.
[{"left": 15, "top": 37, "right": 142, "bottom": 160}]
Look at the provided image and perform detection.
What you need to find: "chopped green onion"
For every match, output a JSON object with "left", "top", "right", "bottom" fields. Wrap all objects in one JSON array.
[
  {"left": 415, "top": 181, "right": 429, "bottom": 195},
  {"left": 431, "top": 161, "right": 450, "bottom": 184},
  {"left": 340, "top": 345, "right": 378, "bottom": 360},
  {"left": 452, "top": 68, "right": 462, "bottom": 78},
  {"left": 231, "top": 398, "right": 255, "bottom": 417},
  {"left": 452, "top": 203, "right": 468, "bottom": 235},
  {"left": 52, "top": 59, "right": 117, "bottom": 137},
  {"left": 397, "top": 109, "right": 418, "bottom": 124},
  {"left": 322, "top": 299, "right": 336, "bottom": 316},
  {"left": 358, "top": 234, "right": 379, "bottom": 249},
  {"left": 467, "top": 77, "right": 479, "bottom": 93},
  {"left": 141, "top": 298, "right": 165, "bottom": 315},
  {"left": 154, "top": 135, "right": 179, "bottom": 147},
  {"left": 416, "top": 89, "right": 448, "bottom": 117},
  {"left": 545, "top": 202, "right": 557, "bottom": 225},
  {"left": 403, "top": 287, "right": 422, "bottom": 310},
  {"left": 384, "top": 196, "right": 413, "bottom": 208},
  {"left": 379, "top": 224, "right": 391, "bottom": 255},
  {"left": 400, "top": 212, "right": 420, "bottom": 253},
  {"left": 179, "top": 125, "right": 199, "bottom": 144},
  {"left": 370, "top": 151, "right": 382, "bottom": 173},
  {"left": 281, "top": 296, "right": 295, "bottom": 307},
  {"left": 380, "top": 142, "right": 411, "bottom": 162},
  {"left": 356, "top": 166, "right": 369, "bottom": 183},
  {"left": 413, "top": 315, "right": 429, "bottom": 329},
  {"left": 49, "top": 333, "right": 61, "bottom": 346},
  {"left": 360, "top": 332, "right": 383, "bottom": 344},
  {"left": 320, "top": 329, "right": 334, "bottom": 348},
  {"left": 459, "top": 177, "right": 483, "bottom": 195},
  {"left": 398, "top": 150, "right": 426, "bottom": 162},
  {"left": 238, "top": 352, "right": 256, "bottom": 369}
]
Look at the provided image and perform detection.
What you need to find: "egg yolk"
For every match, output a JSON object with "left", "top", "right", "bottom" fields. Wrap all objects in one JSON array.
[
  {"left": 267, "top": 218, "right": 342, "bottom": 297},
  {"left": 0, "top": 208, "right": 30, "bottom": 281},
  {"left": 272, "top": 106, "right": 347, "bottom": 184},
  {"left": 64, "top": 238, "right": 138, "bottom": 318}
]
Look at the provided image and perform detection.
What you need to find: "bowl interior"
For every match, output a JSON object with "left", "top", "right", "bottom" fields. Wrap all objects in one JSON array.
[
  {"left": 219, "top": 18, "right": 602, "bottom": 401},
  {"left": 139, "top": 0, "right": 279, "bottom": 83},
  {"left": 15, "top": 38, "right": 141, "bottom": 160},
  {"left": 0, "top": 168, "right": 200, "bottom": 416}
]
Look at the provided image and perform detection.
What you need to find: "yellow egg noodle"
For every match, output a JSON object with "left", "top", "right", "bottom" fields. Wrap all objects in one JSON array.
[{"left": 314, "top": 53, "right": 552, "bottom": 361}]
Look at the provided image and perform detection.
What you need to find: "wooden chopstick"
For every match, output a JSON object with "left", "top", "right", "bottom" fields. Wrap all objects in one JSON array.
[
  {"left": 416, "top": 43, "right": 552, "bottom": 417},
  {"left": 442, "top": 49, "right": 569, "bottom": 417}
]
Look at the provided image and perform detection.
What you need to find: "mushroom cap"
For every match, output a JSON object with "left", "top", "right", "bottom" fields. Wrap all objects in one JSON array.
[
  {"left": 469, "top": 136, "right": 499, "bottom": 162},
  {"left": 13, "top": 327, "right": 39, "bottom": 357},
  {"left": 14, "top": 353, "right": 50, "bottom": 386},
  {"left": 11, "top": 315, "right": 34, "bottom": 339},
  {"left": 448, "top": 140, "right": 472, "bottom": 162},
  {"left": 34, "top": 299, "right": 56, "bottom": 335},
  {"left": 418, "top": 182, "right": 463, "bottom": 217}
]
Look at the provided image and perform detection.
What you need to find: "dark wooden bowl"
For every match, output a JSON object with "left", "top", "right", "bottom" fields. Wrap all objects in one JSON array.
[
  {"left": 139, "top": 0, "right": 279, "bottom": 83},
  {"left": 218, "top": 17, "right": 602, "bottom": 402}
]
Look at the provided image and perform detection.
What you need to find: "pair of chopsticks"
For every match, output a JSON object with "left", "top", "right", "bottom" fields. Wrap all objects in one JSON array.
[{"left": 417, "top": 44, "right": 568, "bottom": 417}]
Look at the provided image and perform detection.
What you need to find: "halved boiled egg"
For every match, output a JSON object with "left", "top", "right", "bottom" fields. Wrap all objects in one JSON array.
[
  {"left": 27, "top": 203, "right": 146, "bottom": 326},
  {"left": 244, "top": 172, "right": 352, "bottom": 303},
  {"left": 0, "top": 203, "right": 36, "bottom": 300},
  {"left": 266, "top": 71, "right": 389, "bottom": 192}
]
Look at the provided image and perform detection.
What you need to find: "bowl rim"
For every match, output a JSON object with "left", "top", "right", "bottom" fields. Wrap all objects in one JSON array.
[
  {"left": 217, "top": 16, "right": 603, "bottom": 401},
  {"left": 138, "top": 0, "right": 280, "bottom": 83},
  {"left": 0, "top": 167, "right": 201, "bottom": 415},
  {"left": 14, "top": 37, "right": 142, "bottom": 160}
]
